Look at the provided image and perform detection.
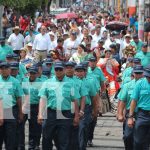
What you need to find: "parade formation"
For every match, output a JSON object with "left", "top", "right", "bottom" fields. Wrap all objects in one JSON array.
[{"left": 0, "top": 0, "right": 150, "bottom": 150}]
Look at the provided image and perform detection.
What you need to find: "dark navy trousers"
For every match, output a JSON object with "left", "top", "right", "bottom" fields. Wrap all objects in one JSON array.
[
  {"left": 17, "top": 104, "right": 41, "bottom": 150},
  {"left": 0, "top": 106, "right": 18, "bottom": 150},
  {"left": 133, "top": 110, "right": 150, "bottom": 150},
  {"left": 42, "top": 109, "right": 73, "bottom": 150},
  {"left": 79, "top": 105, "right": 92, "bottom": 150}
]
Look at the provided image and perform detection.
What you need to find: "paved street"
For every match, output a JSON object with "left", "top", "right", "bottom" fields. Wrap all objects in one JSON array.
[
  {"left": 23, "top": 112, "right": 124, "bottom": 150},
  {"left": 87, "top": 112, "right": 124, "bottom": 150}
]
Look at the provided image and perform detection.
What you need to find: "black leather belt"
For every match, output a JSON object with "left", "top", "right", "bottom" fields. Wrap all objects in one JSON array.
[{"left": 139, "top": 109, "right": 150, "bottom": 115}]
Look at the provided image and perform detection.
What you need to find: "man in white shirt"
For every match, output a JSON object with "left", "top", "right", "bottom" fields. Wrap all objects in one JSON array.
[
  {"left": 49, "top": 32, "right": 57, "bottom": 50},
  {"left": 92, "top": 24, "right": 102, "bottom": 45},
  {"left": 63, "top": 31, "right": 80, "bottom": 60},
  {"left": 33, "top": 25, "right": 51, "bottom": 62},
  {"left": 8, "top": 26, "right": 24, "bottom": 54}
]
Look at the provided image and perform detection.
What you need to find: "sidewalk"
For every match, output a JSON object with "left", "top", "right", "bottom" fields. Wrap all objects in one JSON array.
[{"left": 87, "top": 112, "right": 124, "bottom": 150}]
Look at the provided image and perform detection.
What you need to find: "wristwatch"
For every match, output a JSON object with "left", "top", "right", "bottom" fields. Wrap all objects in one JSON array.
[
  {"left": 79, "top": 110, "right": 84, "bottom": 115},
  {"left": 128, "top": 114, "right": 134, "bottom": 118}
]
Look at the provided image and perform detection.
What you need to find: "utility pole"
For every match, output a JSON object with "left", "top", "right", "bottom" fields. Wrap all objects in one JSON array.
[
  {"left": 0, "top": 5, "right": 4, "bottom": 37},
  {"left": 138, "top": 0, "right": 145, "bottom": 41}
]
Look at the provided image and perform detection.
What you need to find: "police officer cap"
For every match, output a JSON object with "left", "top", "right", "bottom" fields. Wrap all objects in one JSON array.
[
  {"left": 47, "top": 54, "right": 52, "bottom": 58},
  {"left": 133, "top": 65, "right": 143, "bottom": 73},
  {"left": 33, "top": 62, "right": 43, "bottom": 67},
  {"left": 42, "top": 66, "right": 50, "bottom": 76},
  {"left": 127, "top": 57, "right": 133, "bottom": 62},
  {"left": 0, "top": 37, "right": 5, "bottom": 42},
  {"left": 98, "top": 39, "right": 104, "bottom": 43},
  {"left": 12, "top": 53, "right": 19, "bottom": 59},
  {"left": 65, "top": 61, "right": 76, "bottom": 67},
  {"left": 144, "top": 65, "right": 150, "bottom": 77},
  {"left": 45, "top": 58, "right": 53, "bottom": 64},
  {"left": 75, "top": 64, "right": 86, "bottom": 70},
  {"left": 133, "top": 58, "right": 141, "bottom": 63},
  {"left": 54, "top": 61, "right": 64, "bottom": 69},
  {"left": 6, "top": 54, "right": 14, "bottom": 59},
  {"left": 10, "top": 62, "right": 19, "bottom": 69},
  {"left": 28, "top": 66, "right": 38, "bottom": 73},
  {"left": 0, "top": 62, "right": 10, "bottom": 68},
  {"left": 132, "top": 34, "right": 138, "bottom": 39},
  {"left": 142, "top": 42, "right": 148, "bottom": 47},
  {"left": 80, "top": 61, "right": 89, "bottom": 69},
  {"left": 109, "top": 43, "right": 117, "bottom": 49},
  {"left": 88, "top": 57, "right": 97, "bottom": 62}
]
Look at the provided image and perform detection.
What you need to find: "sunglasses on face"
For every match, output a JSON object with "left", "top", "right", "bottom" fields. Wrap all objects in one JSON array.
[{"left": 55, "top": 68, "right": 63, "bottom": 72}]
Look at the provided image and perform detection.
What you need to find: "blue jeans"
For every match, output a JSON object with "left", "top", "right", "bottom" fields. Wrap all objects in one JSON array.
[
  {"left": 134, "top": 110, "right": 150, "bottom": 150},
  {"left": 17, "top": 104, "right": 41, "bottom": 150},
  {"left": 79, "top": 105, "right": 92, "bottom": 150},
  {"left": 42, "top": 109, "right": 73, "bottom": 150}
]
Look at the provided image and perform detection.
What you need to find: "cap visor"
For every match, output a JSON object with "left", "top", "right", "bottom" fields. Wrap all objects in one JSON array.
[{"left": 144, "top": 72, "right": 150, "bottom": 77}]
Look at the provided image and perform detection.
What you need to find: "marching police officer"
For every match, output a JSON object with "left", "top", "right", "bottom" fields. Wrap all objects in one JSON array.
[
  {"left": 17, "top": 66, "right": 42, "bottom": 150},
  {"left": 75, "top": 64, "right": 97, "bottom": 150},
  {"left": 33, "top": 62, "right": 48, "bottom": 82},
  {"left": 135, "top": 43, "right": 150, "bottom": 67},
  {"left": 42, "top": 66, "right": 51, "bottom": 78},
  {"left": 65, "top": 61, "right": 88, "bottom": 150},
  {"left": 43, "top": 58, "right": 53, "bottom": 76},
  {"left": 9, "top": 61, "right": 23, "bottom": 84},
  {"left": 128, "top": 65, "right": 150, "bottom": 150},
  {"left": 38, "top": 61, "right": 80, "bottom": 150},
  {"left": 0, "top": 37, "right": 13, "bottom": 61},
  {"left": 87, "top": 57, "right": 106, "bottom": 146},
  {"left": 0, "top": 62, "right": 23, "bottom": 150},
  {"left": 122, "top": 58, "right": 141, "bottom": 82},
  {"left": 5, "top": 53, "right": 28, "bottom": 78},
  {"left": 117, "top": 65, "right": 144, "bottom": 150}
]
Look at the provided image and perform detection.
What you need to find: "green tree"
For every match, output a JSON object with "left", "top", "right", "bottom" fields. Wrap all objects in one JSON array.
[{"left": 0, "top": 0, "right": 41, "bottom": 17}]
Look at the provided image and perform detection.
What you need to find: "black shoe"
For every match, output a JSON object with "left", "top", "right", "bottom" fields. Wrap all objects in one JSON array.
[{"left": 87, "top": 140, "right": 93, "bottom": 147}]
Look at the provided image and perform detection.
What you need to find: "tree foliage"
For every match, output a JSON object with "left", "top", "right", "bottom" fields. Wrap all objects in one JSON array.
[
  {"left": 0, "top": 0, "right": 52, "bottom": 16},
  {"left": 0, "top": 0, "right": 41, "bottom": 16}
]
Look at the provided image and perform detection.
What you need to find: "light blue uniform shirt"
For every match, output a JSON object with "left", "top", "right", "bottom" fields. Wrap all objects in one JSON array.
[
  {"left": 0, "top": 75, "right": 23, "bottom": 108},
  {"left": 131, "top": 78, "right": 150, "bottom": 111},
  {"left": 135, "top": 51, "right": 150, "bottom": 67},
  {"left": 39, "top": 76, "right": 80, "bottom": 110}
]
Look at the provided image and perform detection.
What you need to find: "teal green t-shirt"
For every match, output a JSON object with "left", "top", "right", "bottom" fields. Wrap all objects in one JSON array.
[
  {"left": 86, "top": 73, "right": 100, "bottom": 92},
  {"left": 38, "top": 75, "right": 48, "bottom": 82},
  {"left": 122, "top": 67, "right": 133, "bottom": 81},
  {"left": 15, "top": 74, "right": 24, "bottom": 84},
  {"left": 82, "top": 77, "right": 97, "bottom": 105},
  {"left": 19, "top": 63, "right": 28, "bottom": 78},
  {"left": 0, "top": 75, "right": 23, "bottom": 108},
  {"left": 69, "top": 76, "right": 88, "bottom": 98},
  {"left": 39, "top": 76, "right": 80, "bottom": 110},
  {"left": 135, "top": 51, "right": 150, "bottom": 67},
  {"left": 22, "top": 78, "right": 41, "bottom": 104},
  {"left": 88, "top": 67, "right": 106, "bottom": 84},
  {"left": 119, "top": 79, "right": 136, "bottom": 110},
  {"left": 131, "top": 78, "right": 150, "bottom": 111},
  {"left": 130, "top": 40, "right": 143, "bottom": 53},
  {"left": 0, "top": 45, "right": 14, "bottom": 61}
]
